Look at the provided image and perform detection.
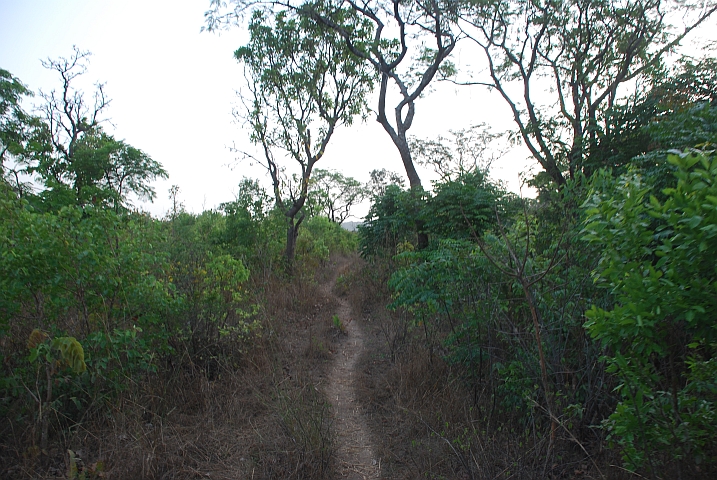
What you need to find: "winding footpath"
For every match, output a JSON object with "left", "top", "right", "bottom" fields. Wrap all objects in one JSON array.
[{"left": 322, "top": 260, "right": 381, "bottom": 479}]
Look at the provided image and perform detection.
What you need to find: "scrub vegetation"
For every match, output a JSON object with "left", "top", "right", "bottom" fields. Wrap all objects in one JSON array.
[{"left": 3, "top": 0, "right": 717, "bottom": 478}]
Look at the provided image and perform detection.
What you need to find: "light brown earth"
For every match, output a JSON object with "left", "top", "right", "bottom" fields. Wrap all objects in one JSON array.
[{"left": 321, "top": 259, "right": 381, "bottom": 479}]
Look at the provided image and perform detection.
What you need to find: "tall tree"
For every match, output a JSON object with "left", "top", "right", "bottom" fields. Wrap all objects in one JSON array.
[
  {"left": 0, "top": 69, "right": 33, "bottom": 169},
  {"left": 410, "top": 124, "right": 507, "bottom": 182},
  {"left": 208, "top": 0, "right": 460, "bottom": 249},
  {"left": 207, "top": 0, "right": 459, "bottom": 192},
  {"left": 68, "top": 130, "right": 168, "bottom": 210},
  {"left": 35, "top": 48, "right": 166, "bottom": 209},
  {"left": 589, "top": 56, "right": 717, "bottom": 175},
  {"left": 306, "top": 168, "right": 368, "bottom": 223},
  {"left": 458, "top": 0, "right": 717, "bottom": 186},
  {"left": 36, "top": 47, "right": 110, "bottom": 202},
  {"left": 234, "top": 7, "right": 374, "bottom": 267},
  {"left": 0, "top": 69, "right": 51, "bottom": 196},
  {"left": 366, "top": 168, "right": 404, "bottom": 198}
]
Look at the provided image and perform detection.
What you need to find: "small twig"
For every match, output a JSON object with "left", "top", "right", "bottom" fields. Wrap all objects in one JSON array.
[
  {"left": 398, "top": 406, "right": 475, "bottom": 480},
  {"left": 529, "top": 398, "right": 605, "bottom": 479},
  {"left": 610, "top": 464, "right": 648, "bottom": 478}
]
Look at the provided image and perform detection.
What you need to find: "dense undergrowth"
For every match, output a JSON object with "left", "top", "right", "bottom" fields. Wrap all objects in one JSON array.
[
  {"left": 347, "top": 147, "right": 717, "bottom": 479},
  {"left": 0, "top": 175, "right": 357, "bottom": 478},
  {"left": 3, "top": 45, "right": 717, "bottom": 480}
]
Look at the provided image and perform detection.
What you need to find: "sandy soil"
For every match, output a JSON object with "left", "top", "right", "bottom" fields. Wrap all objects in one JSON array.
[{"left": 322, "top": 259, "right": 381, "bottom": 479}]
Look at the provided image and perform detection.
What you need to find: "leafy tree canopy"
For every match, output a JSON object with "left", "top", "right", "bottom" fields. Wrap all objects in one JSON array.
[
  {"left": 306, "top": 168, "right": 367, "bottom": 223},
  {"left": 234, "top": 5, "right": 375, "bottom": 266},
  {"left": 459, "top": 0, "right": 717, "bottom": 186}
]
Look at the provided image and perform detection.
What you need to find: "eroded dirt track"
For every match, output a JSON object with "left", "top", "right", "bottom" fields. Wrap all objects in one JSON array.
[{"left": 322, "top": 259, "right": 381, "bottom": 479}]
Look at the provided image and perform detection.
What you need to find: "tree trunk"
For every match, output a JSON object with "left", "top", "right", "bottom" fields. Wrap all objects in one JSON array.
[
  {"left": 284, "top": 214, "right": 304, "bottom": 273},
  {"left": 394, "top": 132, "right": 429, "bottom": 249},
  {"left": 40, "top": 364, "right": 53, "bottom": 467},
  {"left": 396, "top": 137, "right": 422, "bottom": 191}
]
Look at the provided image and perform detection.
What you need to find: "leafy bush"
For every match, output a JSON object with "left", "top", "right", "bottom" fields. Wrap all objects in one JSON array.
[
  {"left": 301, "top": 216, "right": 356, "bottom": 256},
  {"left": 583, "top": 150, "right": 717, "bottom": 473},
  {"left": 381, "top": 170, "right": 613, "bottom": 451},
  {"left": 0, "top": 186, "right": 175, "bottom": 345},
  {"left": 358, "top": 184, "right": 424, "bottom": 257},
  {"left": 359, "top": 169, "right": 514, "bottom": 258},
  {"left": 421, "top": 169, "right": 508, "bottom": 240},
  {"left": 0, "top": 186, "right": 178, "bottom": 458},
  {"left": 219, "top": 179, "right": 286, "bottom": 272},
  {"left": 162, "top": 210, "right": 259, "bottom": 360}
]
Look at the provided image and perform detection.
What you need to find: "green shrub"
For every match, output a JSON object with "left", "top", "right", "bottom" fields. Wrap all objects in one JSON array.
[
  {"left": 359, "top": 184, "right": 423, "bottom": 257},
  {"left": 583, "top": 150, "right": 717, "bottom": 472}
]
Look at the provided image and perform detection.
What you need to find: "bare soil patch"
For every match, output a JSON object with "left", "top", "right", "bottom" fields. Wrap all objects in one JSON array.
[{"left": 321, "top": 256, "right": 381, "bottom": 479}]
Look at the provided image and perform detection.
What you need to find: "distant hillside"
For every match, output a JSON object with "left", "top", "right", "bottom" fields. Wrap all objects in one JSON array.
[{"left": 341, "top": 221, "right": 362, "bottom": 232}]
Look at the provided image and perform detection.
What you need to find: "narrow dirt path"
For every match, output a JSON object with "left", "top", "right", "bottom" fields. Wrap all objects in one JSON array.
[{"left": 321, "top": 258, "right": 381, "bottom": 479}]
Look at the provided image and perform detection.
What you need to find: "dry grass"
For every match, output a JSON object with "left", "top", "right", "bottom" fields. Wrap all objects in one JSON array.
[
  {"left": 344, "top": 256, "right": 635, "bottom": 480},
  {"left": 1, "top": 260, "right": 343, "bottom": 480},
  {"left": 8, "top": 252, "right": 701, "bottom": 479}
]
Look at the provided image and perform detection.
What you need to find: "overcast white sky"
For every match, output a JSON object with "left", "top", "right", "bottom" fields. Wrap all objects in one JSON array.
[
  {"left": 0, "top": 0, "right": 539, "bottom": 219},
  {"left": 6, "top": 1, "right": 709, "bottom": 219}
]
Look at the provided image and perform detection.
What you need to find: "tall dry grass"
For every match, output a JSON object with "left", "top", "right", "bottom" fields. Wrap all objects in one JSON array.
[
  {"left": 1, "top": 259, "right": 344, "bottom": 480},
  {"left": 344, "top": 256, "right": 631, "bottom": 480}
]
